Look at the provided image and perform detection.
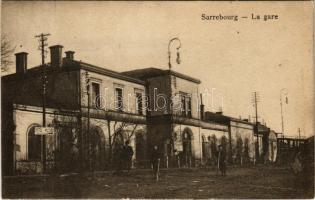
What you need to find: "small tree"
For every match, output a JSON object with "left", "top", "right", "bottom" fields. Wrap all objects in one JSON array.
[
  {"left": 1, "top": 34, "right": 15, "bottom": 72},
  {"left": 243, "top": 138, "right": 250, "bottom": 163},
  {"left": 210, "top": 135, "right": 218, "bottom": 165},
  {"left": 106, "top": 120, "right": 138, "bottom": 165},
  {"left": 220, "top": 135, "right": 228, "bottom": 154},
  {"left": 236, "top": 137, "right": 244, "bottom": 164},
  {"left": 50, "top": 111, "right": 80, "bottom": 172}
]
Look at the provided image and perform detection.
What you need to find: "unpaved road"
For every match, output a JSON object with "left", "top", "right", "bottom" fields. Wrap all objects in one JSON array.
[{"left": 2, "top": 165, "right": 314, "bottom": 199}]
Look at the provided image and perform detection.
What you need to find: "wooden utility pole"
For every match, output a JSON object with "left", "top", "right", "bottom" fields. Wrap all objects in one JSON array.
[
  {"left": 35, "top": 33, "right": 50, "bottom": 173},
  {"left": 253, "top": 92, "right": 259, "bottom": 124},
  {"left": 280, "top": 88, "right": 288, "bottom": 138},
  {"left": 298, "top": 128, "right": 301, "bottom": 139},
  {"left": 252, "top": 91, "right": 260, "bottom": 162}
]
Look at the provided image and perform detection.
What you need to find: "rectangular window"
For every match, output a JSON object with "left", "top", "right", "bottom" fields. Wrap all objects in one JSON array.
[
  {"left": 181, "top": 95, "right": 186, "bottom": 117},
  {"left": 180, "top": 92, "right": 192, "bottom": 118},
  {"left": 136, "top": 92, "right": 143, "bottom": 115},
  {"left": 91, "top": 82, "right": 100, "bottom": 108},
  {"left": 115, "top": 87, "right": 123, "bottom": 111},
  {"left": 187, "top": 96, "right": 192, "bottom": 118}
]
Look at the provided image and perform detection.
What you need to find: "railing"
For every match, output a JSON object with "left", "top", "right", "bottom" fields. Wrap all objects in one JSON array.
[
  {"left": 15, "top": 160, "right": 42, "bottom": 174},
  {"left": 277, "top": 136, "right": 307, "bottom": 140},
  {"left": 15, "top": 154, "right": 265, "bottom": 175},
  {"left": 134, "top": 156, "right": 199, "bottom": 169},
  {"left": 15, "top": 160, "right": 56, "bottom": 175}
]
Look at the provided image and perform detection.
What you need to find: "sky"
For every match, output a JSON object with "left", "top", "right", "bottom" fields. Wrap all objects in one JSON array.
[{"left": 2, "top": 1, "right": 314, "bottom": 137}]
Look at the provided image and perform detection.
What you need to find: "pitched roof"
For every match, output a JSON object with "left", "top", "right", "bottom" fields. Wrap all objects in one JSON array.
[
  {"left": 204, "top": 111, "right": 230, "bottom": 124},
  {"left": 204, "top": 111, "right": 256, "bottom": 126},
  {"left": 3, "top": 60, "right": 201, "bottom": 85},
  {"left": 68, "top": 59, "right": 145, "bottom": 85},
  {"left": 2, "top": 58, "right": 145, "bottom": 85},
  {"left": 122, "top": 67, "right": 201, "bottom": 84}
]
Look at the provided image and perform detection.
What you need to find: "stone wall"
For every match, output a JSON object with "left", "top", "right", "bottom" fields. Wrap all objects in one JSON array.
[
  {"left": 13, "top": 105, "right": 78, "bottom": 173},
  {"left": 80, "top": 69, "right": 146, "bottom": 114},
  {"left": 200, "top": 127, "right": 229, "bottom": 165},
  {"left": 230, "top": 121, "right": 255, "bottom": 163},
  {"left": 146, "top": 75, "right": 172, "bottom": 116},
  {"left": 170, "top": 76, "right": 200, "bottom": 119},
  {"left": 2, "top": 70, "right": 80, "bottom": 110},
  {"left": 12, "top": 104, "right": 146, "bottom": 173}
]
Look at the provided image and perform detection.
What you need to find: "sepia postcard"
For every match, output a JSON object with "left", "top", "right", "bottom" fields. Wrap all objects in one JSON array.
[{"left": 1, "top": 1, "right": 314, "bottom": 199}]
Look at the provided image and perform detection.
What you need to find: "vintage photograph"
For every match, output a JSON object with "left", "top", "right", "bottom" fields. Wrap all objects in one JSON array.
[{"left": 1, "top": 1, "right": 314, "bottom": 199}]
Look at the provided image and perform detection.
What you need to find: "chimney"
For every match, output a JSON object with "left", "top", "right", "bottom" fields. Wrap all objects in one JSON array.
[
  {"left": 49, "top": 45, "right": 63, "bottom": 67},
  {"left": 200, "top": 93, "right": 204, "bottom": 120},
  {"left": 15, "top": 52, "right": 28, "bottom": 73},
  {"left": 65, "top": 51, "right": 75, "bottom": 60}
]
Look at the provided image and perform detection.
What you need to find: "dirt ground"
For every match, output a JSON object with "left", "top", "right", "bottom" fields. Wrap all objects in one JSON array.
[{"left": 2, "top": 165, "right": 314, "bottom": 199}]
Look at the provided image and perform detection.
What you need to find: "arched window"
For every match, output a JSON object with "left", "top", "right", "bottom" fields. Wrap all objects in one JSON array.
[
  {"left": 28, "top": 126, "right": 41, "bottom": 160},
  {"left": 182, "top": 128, "right": 192, "bottom": 157},
  {"left": 90, "top": 127, "right": 106, "bottom": 171}
]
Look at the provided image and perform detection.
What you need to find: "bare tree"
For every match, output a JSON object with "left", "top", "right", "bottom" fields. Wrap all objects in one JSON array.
[
  {"left": 1, "top": 34, "right": 15, "bottom": 72},
  {"left": 92, "top": 118, "right": 138, "bottom": 165},
  {"left": 108, "top": 120, "right": 138, "bottom": 160}
]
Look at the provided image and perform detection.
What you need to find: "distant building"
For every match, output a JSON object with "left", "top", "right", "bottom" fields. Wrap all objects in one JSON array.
[
  {"left": 204, "top": 112, "right": 262, "bottom": 164},
  {"left": 277, "top": 135, "right": 308, "bottom": 164}
]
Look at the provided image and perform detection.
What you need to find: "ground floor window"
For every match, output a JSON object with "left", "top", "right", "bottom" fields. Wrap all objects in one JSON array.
[{"left": 28, "top": 126, "right": 41, "bottom": 161}]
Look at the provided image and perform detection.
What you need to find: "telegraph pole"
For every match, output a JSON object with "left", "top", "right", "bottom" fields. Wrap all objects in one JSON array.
[
  {"left": 35, "top": 33, "right": 50, "bottom": 173},
  {"left": 253, "top": 92, "right": 258, "bottom": 123},
  {"left": 254, "top": 92, "right": 259, "bottom": 159},
  {"left": 298, "top": 128, "right": 301, "bottom": 147},
  {"left": 251, "top": 91, "right": 260, "bottom": 162},
  {"left": 280, "top": 88, "right": 288, "bottom": 138},
  {"left": 280, "top": 99, "right": 284, "bottom": 137},
  {"left": 251, "top": 92, "right": 260, "bottom": 124}
]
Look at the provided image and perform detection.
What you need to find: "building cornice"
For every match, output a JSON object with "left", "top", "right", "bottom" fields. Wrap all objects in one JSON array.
[
  {"left": 13, "top": 104, "right": 80, "bottom": 116},
  {"left": 78, "top": 61, "right": 145, "bottom": 85},
  {"left": 2, "top": 59, "right": 145, "bottom": 86}
]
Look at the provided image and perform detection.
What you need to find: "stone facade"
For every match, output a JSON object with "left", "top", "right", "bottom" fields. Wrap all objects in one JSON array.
[
  {"left": 230, "top": 120, "right": 256, "bottom": 164},
  {"left": 2, "top": 46, "right": 277, "bottom": 175},
  {"left": 12, "top": 103, "right": 147, "bottom": 174}
]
